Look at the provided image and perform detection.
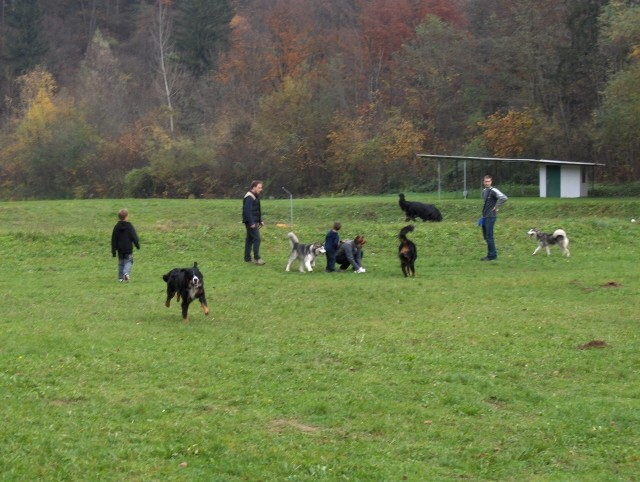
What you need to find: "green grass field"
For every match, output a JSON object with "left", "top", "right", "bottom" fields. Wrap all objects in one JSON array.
[{"left": 1, "top": 196, "right": 639, "bottom": 481}]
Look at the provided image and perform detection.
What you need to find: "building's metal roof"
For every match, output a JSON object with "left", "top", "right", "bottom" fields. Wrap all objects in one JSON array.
[{"left": 417, "top": 154, "right": 605, "bottom": 167}]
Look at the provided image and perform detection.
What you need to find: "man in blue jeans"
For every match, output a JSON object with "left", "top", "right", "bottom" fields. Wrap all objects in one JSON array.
[{"left": 480, "top": 175, "right": 508, "bottom": 261}]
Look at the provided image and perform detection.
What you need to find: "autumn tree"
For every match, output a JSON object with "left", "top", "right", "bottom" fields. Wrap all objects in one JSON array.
[
  {"left": 252, "top": 72, "right": 335, "bottom": 194},
  {"left": 326, "top": 105, "right": 427, "bottom": 193},
  {"left": 390, "top": 16, "right": 479, "bottom": 151},
  {"left": 356, "top": 0, "right": 465, "bottom": 97},
  {"left": 1, "top": 68, "right": 100, "bottom": 199},
  {"left": 478, "top": 109, "right": 537, "bottom": 158},
  {"left": 145, "top": 130, "right": 219, "bottom": 198},
  {"left": 77, "top": 29, "right": 131, "bottom": 140}
]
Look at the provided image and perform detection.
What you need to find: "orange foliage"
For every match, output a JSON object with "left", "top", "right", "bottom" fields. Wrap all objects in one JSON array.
[
  {"left": 357, "top": 0, "right": 465, "bottom": 61},
  {"left": 265, "top": 0, "right": 316, "bottom": 79},
  {"left": 479, "top": 109, "right": 536, "bottom": 158},
  {"left": 114, "top": 112, "right": 170, "bottom": 170}
]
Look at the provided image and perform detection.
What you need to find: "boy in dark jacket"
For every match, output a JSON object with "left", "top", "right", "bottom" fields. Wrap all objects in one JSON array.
[
  {"left": 324, "top": 221, "right": 341, "bottom": 272},
  {"left": 111, "top": 208, "right": 140, "bottom": 282}
]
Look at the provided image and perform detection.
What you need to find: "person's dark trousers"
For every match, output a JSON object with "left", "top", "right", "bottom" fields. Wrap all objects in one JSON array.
[
  {"left": 325, "top": 250, "right": 337, "bottom": 271},
  {"left": 335, "top": 253, "right": 350, "bottom": 271},
  {"left": 244, "top": 224, "right": 261, "bottom": 262},
  {"left": 335, "top": 252, "right": 363, "bottom": 271},
  {"left": 482, "top": 216, "right": 497, "bottom": 259}
]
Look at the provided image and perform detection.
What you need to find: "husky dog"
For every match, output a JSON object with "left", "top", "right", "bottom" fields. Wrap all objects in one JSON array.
[
  {"left": 285, "top": 232, "right": 326, "bottom": 272},
  {"left": 527, "top": 228, "right": 570, "bottom": 257},
  {"left": 398, "top": 225, "right": 417, "bottom": 277}
]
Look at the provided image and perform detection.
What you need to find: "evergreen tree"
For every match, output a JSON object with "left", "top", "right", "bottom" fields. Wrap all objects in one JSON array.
[
  {"left": 5, "top": 0, "right": 49, "bottom": 75},
  {"left": 174, "top": 0, "right": 233, "bottom": 76},
  {"left": 556, "top": 0, "right": 608, "bottom": 123}
]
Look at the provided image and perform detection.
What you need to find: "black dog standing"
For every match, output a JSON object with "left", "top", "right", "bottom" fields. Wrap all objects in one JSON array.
[
  {"left": 398, "top": 193, "right": 442, "bottom": 222},
  {"left": 163, "top": 262, "right": 210, "bottom": 321}
]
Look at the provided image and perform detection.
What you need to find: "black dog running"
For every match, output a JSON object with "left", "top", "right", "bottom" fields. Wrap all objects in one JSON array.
[{"left": 163, "top": 261, "right": 210, "bottom": 321}]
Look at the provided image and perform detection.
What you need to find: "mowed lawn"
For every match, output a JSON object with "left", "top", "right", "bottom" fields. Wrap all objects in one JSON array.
[{"left": 0, "top": 196, "right": 639, "bottom": 481}]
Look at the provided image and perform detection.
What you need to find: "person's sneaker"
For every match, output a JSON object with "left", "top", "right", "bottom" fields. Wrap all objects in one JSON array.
[
  {"left": 124, "top": 273, "right": 130, "bottom": 282},
  {"left": 118, "top": 278, "right": 124, "bottom": 283},
  {"left": 254, "top": 259, "right": 266, "bottom": 265},
  {"left": 355, "top": 267, "right": 366, "bottom": 273}
]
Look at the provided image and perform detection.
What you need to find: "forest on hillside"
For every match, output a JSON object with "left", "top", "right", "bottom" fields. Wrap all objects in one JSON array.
[{"left": 0, "top": 0, "right": 638, "bottom": 199}]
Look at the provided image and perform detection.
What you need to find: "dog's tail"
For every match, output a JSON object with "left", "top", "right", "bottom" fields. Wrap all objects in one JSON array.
[
  {"left": 288, "top": 231, "right": 299, "bottom": 248},
  {"left": 552, "top": 229, "right": 567, "bottom": 239},
  {"left": 399, "top": 224, "right": 415, "bottom": 240}
]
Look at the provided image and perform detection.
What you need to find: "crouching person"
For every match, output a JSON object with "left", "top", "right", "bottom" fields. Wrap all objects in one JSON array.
[{"left": 336, "top": 235, "right": 366, "bottom": 273}]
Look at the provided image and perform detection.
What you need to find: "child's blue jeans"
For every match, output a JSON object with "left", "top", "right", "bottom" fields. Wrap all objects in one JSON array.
[{"left": 118, "top": 254, "right": 133, "bottom": 280}]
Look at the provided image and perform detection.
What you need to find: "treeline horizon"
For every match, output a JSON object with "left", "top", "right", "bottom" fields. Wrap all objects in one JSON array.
[{"left": 0, "top": 0, "right": 638, "bottom": 200}]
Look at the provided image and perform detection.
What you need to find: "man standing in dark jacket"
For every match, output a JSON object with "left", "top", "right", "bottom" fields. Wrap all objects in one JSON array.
[
  {"left": 111, "top": 208, "right": 140, "bottom": 282},
  {"left": 243, "top": 180, "right": 265, "bottom": 265}
]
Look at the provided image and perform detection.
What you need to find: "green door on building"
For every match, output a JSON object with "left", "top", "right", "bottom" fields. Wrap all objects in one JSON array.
[{"left": 546, "top": 165, "right": 561, "bottom": 197}]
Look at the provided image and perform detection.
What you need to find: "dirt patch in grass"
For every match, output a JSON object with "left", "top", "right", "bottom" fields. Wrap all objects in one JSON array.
[
  {"left": 601, "top": 281, "right": 622, "bottom": 288},
  {"left": 577, "top": 340, "right": 610, "bottom": 350},
  {"left": 578, "top": 280, "right": 622, "bottom": 292},
  {"left": 485, "top": 396, "right": 507, "bottom": 410},
  {"left": 49, "top": 397, "right": 87, "bottom": 406},
  {"left": 270, "top": 419, "right": 321, "bottom": 434}
]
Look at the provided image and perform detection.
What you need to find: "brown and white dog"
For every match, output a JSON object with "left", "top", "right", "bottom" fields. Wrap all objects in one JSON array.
[
  {"left": 163, "top": 262, "right": 209, "bottom": 321},
  {"left": 527, "top": 228, "right": 570, "bottom": 257}
]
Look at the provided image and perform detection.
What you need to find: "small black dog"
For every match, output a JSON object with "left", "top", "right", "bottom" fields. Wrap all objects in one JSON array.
[
  {"left": 398, "top": 225, "right": 417, "bottom": 277},
  {"left": 398, "top": 193, "right": 442, "bottom": 222},
  {"left": 162, "top": 262, "right": 209, "bottom": 321}
]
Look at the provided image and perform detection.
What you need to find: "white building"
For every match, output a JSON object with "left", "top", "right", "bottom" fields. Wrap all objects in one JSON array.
[
  {"left": 417, "top": 154, "right": 605, "bottom": 198},
  {"left": 535, "top": 160, "right": 596, "bottom": 198}
]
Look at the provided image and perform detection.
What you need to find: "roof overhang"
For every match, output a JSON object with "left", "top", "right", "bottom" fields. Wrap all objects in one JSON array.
[{"left": 416, "top": 154, "right": 605, "bottom": 167}]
